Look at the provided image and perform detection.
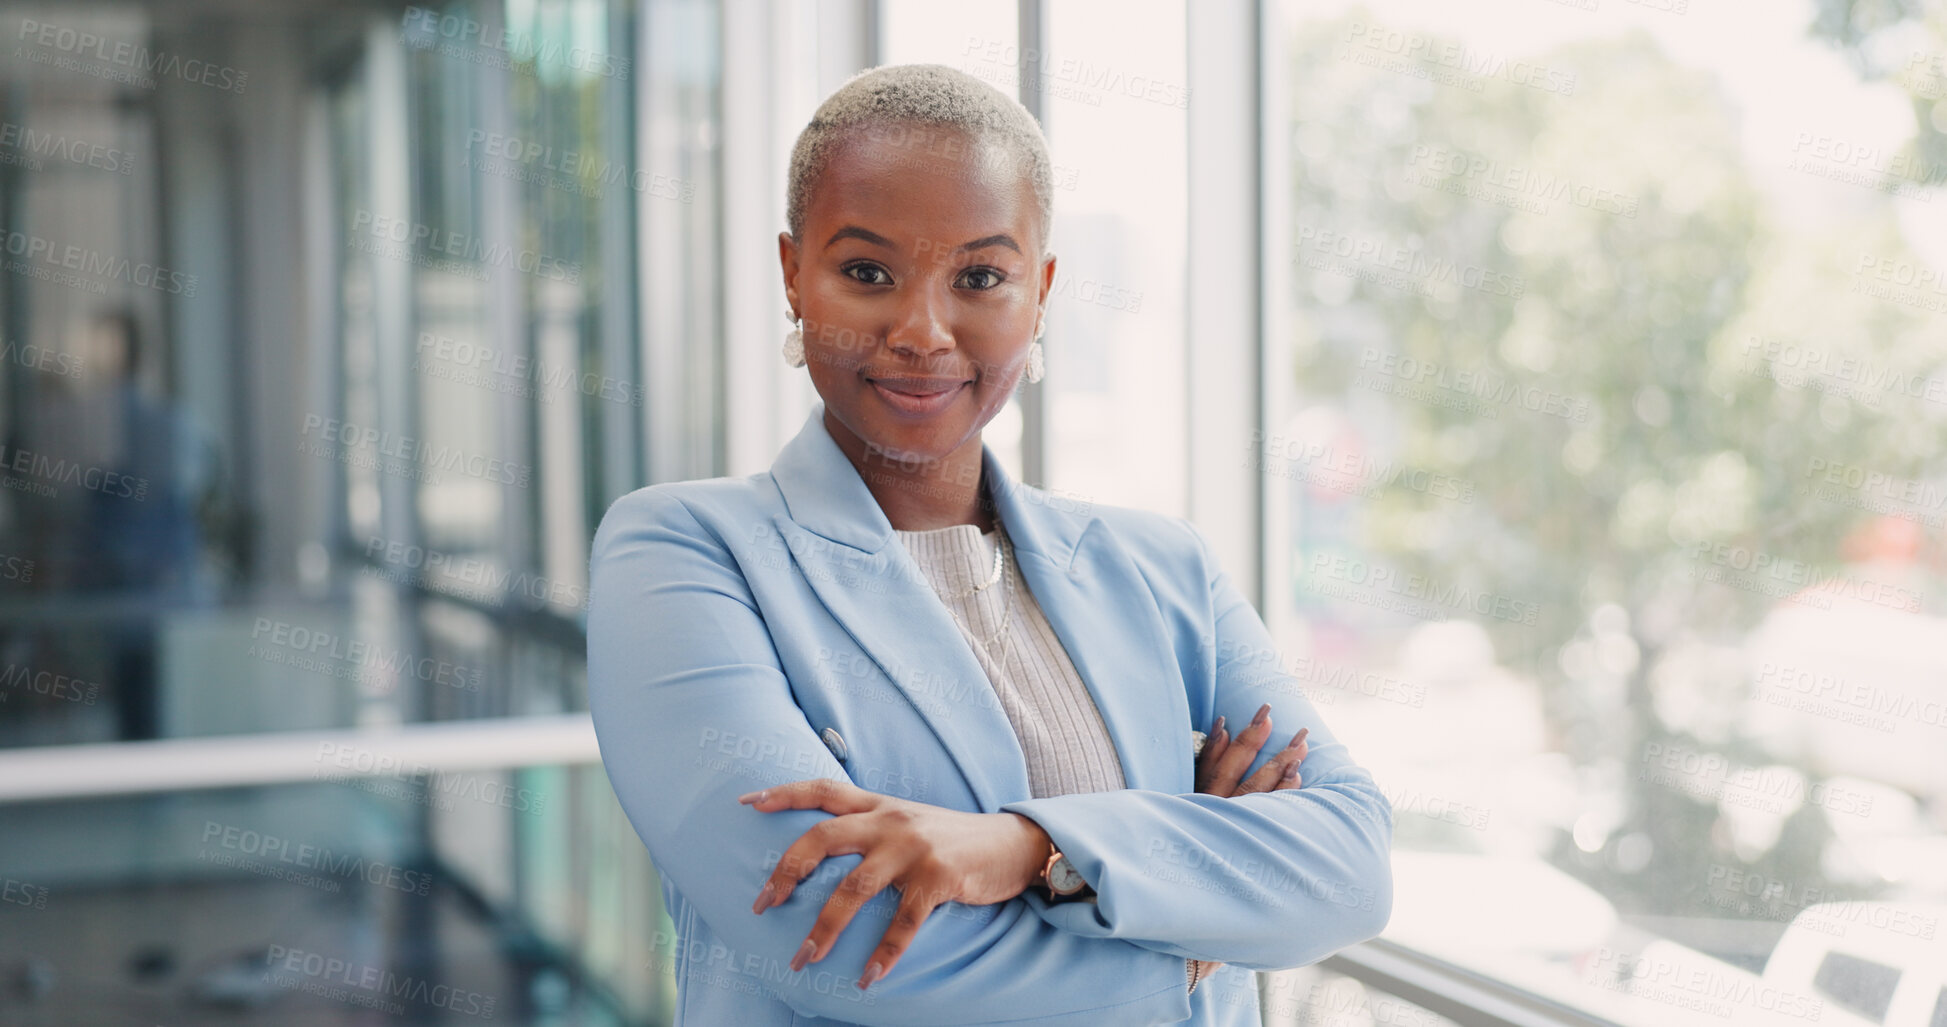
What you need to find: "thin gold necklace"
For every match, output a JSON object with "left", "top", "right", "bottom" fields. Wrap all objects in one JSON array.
[{"left": 939, "top": 530, "right": 1016, "bottom": 666}]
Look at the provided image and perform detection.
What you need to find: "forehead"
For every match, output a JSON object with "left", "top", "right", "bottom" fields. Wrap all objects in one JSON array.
[{"left": 808, "top": 123, "right": 1039, "bottom": 246}]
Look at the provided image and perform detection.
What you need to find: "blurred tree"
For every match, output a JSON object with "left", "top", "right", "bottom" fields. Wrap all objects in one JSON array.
[{"left": 1281, "top": 9, "right": 1947, "bottom": 959}]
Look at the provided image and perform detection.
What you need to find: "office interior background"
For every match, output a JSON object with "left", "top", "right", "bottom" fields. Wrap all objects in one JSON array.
[{"left": 1, "top": 0, "right": 1943, "bottom": 1024}]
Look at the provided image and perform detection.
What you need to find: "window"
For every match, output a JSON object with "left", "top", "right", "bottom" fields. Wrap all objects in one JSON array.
[{"left": 1270, "top": 0, "right": 1947, "bottom": 1023}]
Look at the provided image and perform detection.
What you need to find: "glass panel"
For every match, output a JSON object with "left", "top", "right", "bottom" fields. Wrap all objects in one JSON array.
[
  {"left": 1271, "top": 1, "right": 1947, "bottom": 1023},
  {"left": 1037, "top": 0, "right": 1188, "bottom": 515},
  {"left": 0, "top": 772, "right": 655, "bottom": 1025}
]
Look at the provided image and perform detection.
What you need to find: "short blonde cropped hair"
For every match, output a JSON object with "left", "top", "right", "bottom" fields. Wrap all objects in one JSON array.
[{"left": 786, "top": 63, "right": 1053, "bottom": 247}]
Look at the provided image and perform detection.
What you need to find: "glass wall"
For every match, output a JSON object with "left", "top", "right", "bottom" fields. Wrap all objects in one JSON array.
[
  {"left": 1268, "top": 1, "right": 1947, "bottom": 1023},
  {"left": 0, "top": 0, "right": 717, "bottom": 1023}
]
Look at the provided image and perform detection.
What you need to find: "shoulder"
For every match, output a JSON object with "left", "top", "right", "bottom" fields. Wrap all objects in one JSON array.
[
  {"left": 592, "top": 472, "right": 780, "bottom": 556},
  {"left": 1076, "top": 501, "right": 1216, "bottom": 597}
]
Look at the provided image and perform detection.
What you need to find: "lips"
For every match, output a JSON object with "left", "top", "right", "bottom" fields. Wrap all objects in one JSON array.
[
  {"left": 865, "top": 376, "right": 969, "bottom": 396},
  {"left": 866, "top": 376, "right": 970, "bottom": 417}
]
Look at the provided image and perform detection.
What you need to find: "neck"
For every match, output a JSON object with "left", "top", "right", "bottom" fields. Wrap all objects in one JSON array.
[{"left": 825, "top": 408, "right": 995, "bottom": 533}]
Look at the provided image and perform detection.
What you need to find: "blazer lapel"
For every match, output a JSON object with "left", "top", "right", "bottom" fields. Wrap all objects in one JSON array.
[
  {"left": 986, "top": 460, "right": 1187, "bottom": 795},
  {"left": 767, "top": 404, "right": 1186, "bottom": 808}
]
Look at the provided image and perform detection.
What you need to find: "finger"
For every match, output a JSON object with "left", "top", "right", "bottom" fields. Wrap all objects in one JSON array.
[
  {"left": 791, "top": 851, "right": 905, "bottom": 973},
  {"left": 859, "top": 882, "right": 947, "bottom": 989},
  {"left": 754, "top": 814, "right": 871, "bottom": 915},
  {"left": 1204, "top": 704, "right": 1273, "bottom": 796},
  {"left": 1235, "top": 730, "right": 1309, "bottom": 796},
  {"left": 740, "top": 777, "right": 878, "bottom": 816},
  {"left": 1194, "top": 718, "right": 1230, "bottom": 792}
]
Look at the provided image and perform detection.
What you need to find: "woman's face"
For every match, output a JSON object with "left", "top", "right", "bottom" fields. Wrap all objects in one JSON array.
[{"left": 780, "top": 123, "right": 1054, "bottom": 466}]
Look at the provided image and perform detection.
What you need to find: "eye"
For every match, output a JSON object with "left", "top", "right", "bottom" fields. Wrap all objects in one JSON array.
[
  {"left": 956, "top": 267, "right": 1004, "bottom": 290},
  {"left": 842, "top": 261, "right": 892, "bottom": 286}
]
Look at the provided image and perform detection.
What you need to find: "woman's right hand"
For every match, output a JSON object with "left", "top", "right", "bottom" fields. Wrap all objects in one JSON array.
[
  {"left": 1187, "top": 703, "right": 1308, "bottom": 991},
  {"left": 1196, "top": 703, "right": 1309, "bottom": 798}
]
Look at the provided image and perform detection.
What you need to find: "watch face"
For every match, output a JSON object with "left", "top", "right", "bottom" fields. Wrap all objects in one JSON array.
[{"left": 1048, "top": 856, "right": 1086, "bottom": 894}]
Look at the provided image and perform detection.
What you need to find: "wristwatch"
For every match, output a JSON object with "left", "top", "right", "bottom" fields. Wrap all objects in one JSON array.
[{"left": 1037, "top": 846, "right": 1090, "bottom": 901}]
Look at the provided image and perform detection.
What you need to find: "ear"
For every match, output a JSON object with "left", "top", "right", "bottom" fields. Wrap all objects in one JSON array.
[
  {"left": 778, "top": 231, "right": 801, "bottom": 317},
  {"left": 1035, "top": 251, "right": 1057, "bottom": 323}
]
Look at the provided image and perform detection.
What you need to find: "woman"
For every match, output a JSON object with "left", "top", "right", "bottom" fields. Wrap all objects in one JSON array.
[{"left": 588, "top": 63, "right": 1392, "bottom": 1026}]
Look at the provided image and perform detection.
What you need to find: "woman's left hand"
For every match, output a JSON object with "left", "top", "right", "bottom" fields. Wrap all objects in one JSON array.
[{"left": 738, "top": 779, "right": 1051, "bottom": 990}]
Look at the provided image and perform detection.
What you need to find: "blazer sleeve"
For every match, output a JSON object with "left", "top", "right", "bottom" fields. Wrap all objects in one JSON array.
[
  {"left": 587, "top": 487, "right": 1195, "bottom": 1026},
  {"left": 998, "top": 517, "right": 1394, "bottom": 970}
]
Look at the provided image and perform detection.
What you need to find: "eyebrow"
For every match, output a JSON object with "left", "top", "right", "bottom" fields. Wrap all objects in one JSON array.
[{"left": 824, "top": 226, "right": 1021, "bottom": 255}]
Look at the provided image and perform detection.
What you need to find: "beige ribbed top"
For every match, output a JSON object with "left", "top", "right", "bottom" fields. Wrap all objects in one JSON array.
[{"left": 892, "top": 522, "right": 1126, "bottom": 799}]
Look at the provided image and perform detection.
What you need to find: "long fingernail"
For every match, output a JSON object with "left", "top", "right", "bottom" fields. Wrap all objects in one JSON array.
[
  {"left": 858, "top": 960, "right": 884, "bottom": 990},
  {"left": 1250, "top": 704, "right": 1270, "bottom": 728},
  {"left": 752, "top": 882, "right": 775, "bottom": 914},
  {"left": 1283, "top": 760, "right": 1301, "bottom": 783},
  {"left": 1212, "top": 715, "right": 1226, "bottom": 736},
  {"left": 791, "top": 938, "right": 817, "bottom": 973},
  {"left": 738, "top": 789, "right": 767, "bottom": 805},
  {"left": 1286, "top": 727, "right": 1309, "bottom": 750}
]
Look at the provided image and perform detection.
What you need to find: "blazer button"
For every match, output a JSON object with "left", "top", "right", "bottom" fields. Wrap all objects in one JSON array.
[{"left": 821, "top": 727, "right": 849, "bottom": 763}]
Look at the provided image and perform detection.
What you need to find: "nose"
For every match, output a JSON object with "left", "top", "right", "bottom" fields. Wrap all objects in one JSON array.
[{"left": 883, "top": 283, "right": 956, "bottom": 363}]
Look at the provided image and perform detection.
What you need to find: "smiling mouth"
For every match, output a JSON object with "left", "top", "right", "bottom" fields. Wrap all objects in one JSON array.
[{"left": 866, "top": 377, "right": 970, "bottom": 416}]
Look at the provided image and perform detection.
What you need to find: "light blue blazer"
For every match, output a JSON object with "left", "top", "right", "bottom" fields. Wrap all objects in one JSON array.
[{"left": 588, "top": 403, "right": 1393, "bottom": 1026}]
